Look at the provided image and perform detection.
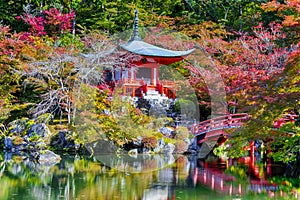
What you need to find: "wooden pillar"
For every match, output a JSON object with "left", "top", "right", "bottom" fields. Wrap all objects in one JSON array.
[
  {"left": 153, "top": 68, "right": 157, "bottom": 85},
  {"left": 132, "top": 87, "right": 135, "bottom": 97}
]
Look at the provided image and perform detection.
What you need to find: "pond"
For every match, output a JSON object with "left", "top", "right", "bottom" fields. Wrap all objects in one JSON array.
[{"left": 0, "top": 152, "right": 299, "bottom": 200}]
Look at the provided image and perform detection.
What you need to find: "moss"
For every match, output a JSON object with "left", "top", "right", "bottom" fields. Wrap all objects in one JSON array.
[
  {"left": 28, "top": 133, "right": 41, "bottom": 143},
  {"left": 162, "top": 137, "right": 176, "bottom": 144},
  {"left": 12, "top": 136, "right": 24, "bottom": 146}
]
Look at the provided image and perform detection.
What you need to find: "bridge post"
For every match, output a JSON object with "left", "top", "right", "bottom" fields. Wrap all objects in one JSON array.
[{"left": 249, "top": 141, "right": 255, "bottom": 155}]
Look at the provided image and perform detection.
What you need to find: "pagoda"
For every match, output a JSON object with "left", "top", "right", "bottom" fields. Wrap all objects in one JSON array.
[{"left": 104, "top": 10, "right": 194, "bottom": 99}]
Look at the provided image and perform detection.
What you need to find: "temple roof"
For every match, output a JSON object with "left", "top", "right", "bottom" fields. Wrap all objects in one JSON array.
[
  {"left": 120, "top": 40, "right": 195, "bottom": 58},
  {"left": 119, "top": 9, "right": 194, "bottom": 58}
]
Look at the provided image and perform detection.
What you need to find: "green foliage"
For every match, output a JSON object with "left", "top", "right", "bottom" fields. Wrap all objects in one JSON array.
[
  {"left": 55, "top": 33, "right": 84, "bottom": 49},
  {"left": 183, "top": 0, "right": 267, "bottom": 30},
  {"left": 72, "top": 84, "right": 105, "bottom": 144},
  {"left": 269, "top": 123, "right": 300, "bottom": 163},
  {"left": 213, "top": 143, "right": 228, "bottom": 159},
  {"left": 95, "top": 89, "right": 151, "bottom": 146},
  {"left": 174, "top": 99, "right": 196, "bottom": 118},
  {"left": 225, "top": 133, "right": 250, "bottom": 159},
  {"left": 5, "top": 103, "right": 33, "bottom": 125},
  {"left": 0, "top": 55, "right": 21, "bottom": 123},
  {"left": 0, "top": 0, "right": 299, "bottom": 161},
  {"left": 28, "top": 132, "right": 41, "bottom": 143},
  {"left": 76, "top": 0, "right": 135, "bottom": 34},
  {"left": 0, "top": 0, "right": 288, "bottom": 36},
  {"left": 269, "top": 176, "right": 300, "bottom": 194},
  {"left": 163, "top": 137, "right": 176, "bottom": 144},
  {"left": 0, "top": 0, "right": 29, "bottom": 32},
  {"left": 94, "top": 88, "right": 179, "bottom": 147}
]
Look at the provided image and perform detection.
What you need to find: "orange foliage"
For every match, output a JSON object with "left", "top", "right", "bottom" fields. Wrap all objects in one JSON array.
[{"left": 262, "top": 0, "right": 300, "bottom": 28}]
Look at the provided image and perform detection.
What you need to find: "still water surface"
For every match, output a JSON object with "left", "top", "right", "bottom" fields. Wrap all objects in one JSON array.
[{"left": 0, "top": 153, "right": 299, "bottom": 200}]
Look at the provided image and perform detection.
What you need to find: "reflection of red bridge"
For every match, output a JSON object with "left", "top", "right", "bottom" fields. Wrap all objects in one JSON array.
[
  {"left": 191, "top": 113, "right": 251, "bottom": 144},
  {"left": 191, "top": 159, "right": 280, "bottom": 197}
]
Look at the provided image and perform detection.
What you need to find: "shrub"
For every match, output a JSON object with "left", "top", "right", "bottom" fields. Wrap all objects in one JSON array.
[
  {"left": 142, "top": 136, "right": 158, "bottom": 150},
  {"left": 174, "top": 126, "right": 189, "bottom": 140}
]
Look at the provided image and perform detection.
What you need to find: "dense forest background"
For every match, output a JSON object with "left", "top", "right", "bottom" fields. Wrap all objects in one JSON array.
[{"left": 0, "top": 0, "right": 299, "bottom": 162}]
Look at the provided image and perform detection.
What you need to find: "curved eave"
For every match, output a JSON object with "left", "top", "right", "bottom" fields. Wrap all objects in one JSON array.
[{"left": 120, "top": 40, "right": 195, "bottom": 58}]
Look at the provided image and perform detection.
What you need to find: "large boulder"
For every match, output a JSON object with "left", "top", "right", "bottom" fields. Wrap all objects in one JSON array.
[
  {"left": 4, "top": 119, "right": 53, "bottom": 152},
  {"left": 50, "top": 131, "right": 68, "bottom": 150},
  {"left": 158, "top": 127, "right": 174, "bottom": 137},
  {"left": 164, "top": 143, "right": 175, "bottom": 155},
  {"left": 174, "top": 140, "right": 189, "bottom": 154},
  {"left": 27, "top": 123, "right": 51, "bottom": 139},
  {"left": 4, "top": 137, "right": 13, "bottom": 150},
  {"left": 85, "top": 139, "right": 118, "bottom": 155},
  {"left": 186, "top": 137, "right": 201, "bottom": 154},
  {"left": 38, "top": 150, "right": 61, "bottom": 166},
  {"left": 153, "top": 138, "right": 165, "bottom": 153}
]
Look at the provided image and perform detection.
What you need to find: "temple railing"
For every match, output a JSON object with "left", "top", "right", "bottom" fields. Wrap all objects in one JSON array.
[{"left": 118, "top": 78, "right": 177, "bottom": 98}]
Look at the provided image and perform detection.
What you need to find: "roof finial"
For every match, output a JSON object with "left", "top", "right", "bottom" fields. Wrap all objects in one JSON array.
[{"left": 132, "top": 9, "right": 141, "bottom": 41}]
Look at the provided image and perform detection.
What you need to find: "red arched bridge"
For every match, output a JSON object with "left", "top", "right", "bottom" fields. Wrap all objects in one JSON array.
[{"left": 191, "top": 113, "right": 251, "bottom": 144}]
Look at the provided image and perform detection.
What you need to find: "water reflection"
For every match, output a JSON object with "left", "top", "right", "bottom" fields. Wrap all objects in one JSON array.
[
  {"left": 0, "top": 153, "right": 299, "bottom": 200},
  {"left": 94, "top": 154, "right": 175, "bottom": 173}
]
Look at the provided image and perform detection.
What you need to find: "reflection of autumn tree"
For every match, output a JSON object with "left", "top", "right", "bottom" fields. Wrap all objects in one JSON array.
[
  {"left": 175, "top": 156, "right": 190, "bottom": 184},
  {"left": 75, "top": 159, "right": 159, "bottom": 200}
]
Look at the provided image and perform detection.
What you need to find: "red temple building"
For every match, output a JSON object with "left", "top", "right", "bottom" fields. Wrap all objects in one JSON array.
[{"left": 104, "top": 10, "right": 194, "bottom": 100}]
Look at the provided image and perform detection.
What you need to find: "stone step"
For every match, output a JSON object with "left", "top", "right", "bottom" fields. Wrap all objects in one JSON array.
[{"left": 146, "top": 90, "right": 160, "bottom": 95}]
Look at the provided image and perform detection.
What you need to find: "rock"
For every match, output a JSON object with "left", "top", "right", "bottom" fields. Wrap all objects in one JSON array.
[
  {"left": 38, "top": 150, "right": 61, "bottom": 165},
  {"left": 4, "top": 137, "right": 13, "bottom": 150},
  {"left": 175, "top": 140, "right": 189, "bottom": 154},
  {"left": 27, "top": 123, "right": 51, "bottom": 139},
  {"left": 4, "top": 151, "right": 13, "bottom": 161},
  {"left": 15, "top": 141, "right": 28, "bottom": 151},
  {"left": 184, "top": 138, "right": 190, "bottom": 145},
  {"left": 158, "top": 139, "right": 165, "bottom": 147},
  {"left": 50, "top": 131, "right": 67, "bottom": 149},
  {"left": 187, "top": 137, "right": 200, "bottom": 154},
  {"left": 9, "top": 124, "right": 24, "bottom": 135},
  {"left": 142, "top": 148, "right": 151, "bottom": 154},
  {"left": 128, "top": 149, "right": 138, "bottom": 155},
  {"left": 149, "top": 104, "right": 167, "bottom": 118},
  {"left": 153, "top": 146, "right": 161, "bottom": 153},
  {"left": 153, "top": 139, "right": 165, "bottom": 153},
  {"left": 158, "top": 127, "right": 174, "bottom": 137},
  {"left": 164, "top": 143, "right": 175, "bottom": 154},
  {"left": 198, "top": 141, "right": 217, "bottom": 159},
  {"left": 85, "top": 139, "right": 118, "bottom": 155},
  {"left": 133, "top": 136, "right": 143, "bottom": 146}
]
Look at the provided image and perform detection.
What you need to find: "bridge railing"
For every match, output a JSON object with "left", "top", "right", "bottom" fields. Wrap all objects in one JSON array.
[{"left": 191, "top": 113, "right": 251, "bottom": 135}]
